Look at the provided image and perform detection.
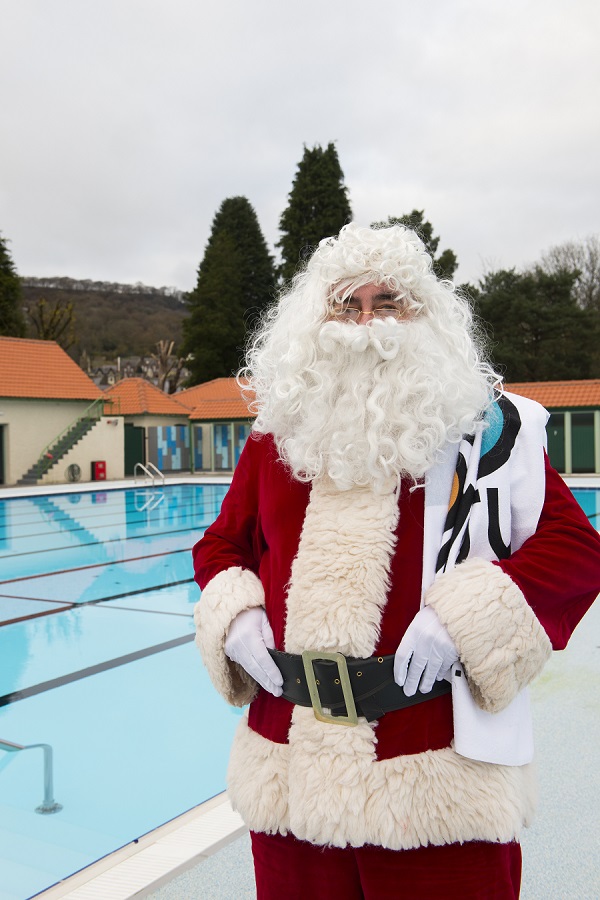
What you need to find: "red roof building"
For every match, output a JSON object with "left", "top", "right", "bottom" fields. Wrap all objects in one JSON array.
[
  {"left": 102, "top": 378, "right": 191, "bottom": 476},
  {"left": 0, "top": 336, "right": 102, "bottom": 400},
  {"left": 103, "top": 377, "right": 189, "bottom": 416},
  {"left": 177, "top": 377, "right": 255, "bottom": 420},
  {"left": 505, "top": 380, "right": 600, "bottom": 476},
  {"left": 0, "top": 337, "right": 119, "bottom": 486},
  {"left": 177, "top": 379, "right": 254, "bottom": 473},
  {"left": 505, "top": 380, "right": 600, "bottom": 410}
]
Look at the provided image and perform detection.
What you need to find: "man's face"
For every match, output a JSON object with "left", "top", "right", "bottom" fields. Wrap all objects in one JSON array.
[{"left": 328, "top": 282, "right": 414, "bottom": 325}]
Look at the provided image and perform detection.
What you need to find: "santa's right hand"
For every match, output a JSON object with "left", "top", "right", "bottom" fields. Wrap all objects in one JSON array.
[{"left": 224, "top": 607, "right": 283, "bottom": 697}]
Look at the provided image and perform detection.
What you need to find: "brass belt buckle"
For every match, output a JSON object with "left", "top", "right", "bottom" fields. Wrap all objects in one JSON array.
[{"left": 301, "top": 651, "right": 358, "bottom": 727}]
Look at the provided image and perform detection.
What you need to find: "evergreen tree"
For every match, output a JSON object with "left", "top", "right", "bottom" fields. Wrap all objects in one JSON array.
[
  {"left": 470, "top": 267, "right": 598, "bottom": 381},
  {"left": 277, "top": 143, "right": 352, "bottom": 283},
  {"left": 182, "top": 196, "right": 276, "bottom": 384},
  {"left": 371, "top": 211, "right": 458, "bottom": 280},
  {"left": 0, "top": 232, "right": 26, "bottom": 337}
]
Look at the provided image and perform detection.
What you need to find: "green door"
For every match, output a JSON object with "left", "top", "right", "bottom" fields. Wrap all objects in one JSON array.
[
  {"left": 124, "top": 424, "right": 145, "bottom": 476},
  {"left": 571, "top": 412, "right": 595, "bottom": 474},
  {"left": 546, "top": 413, "right": 565, "bottom": 473}
]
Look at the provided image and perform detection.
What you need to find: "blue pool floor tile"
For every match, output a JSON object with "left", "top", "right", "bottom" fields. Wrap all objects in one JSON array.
[
  {"left": 0, "top": 605, "right": 194, "bottom": 697},
  {"left": 1, "top": 550, "right": 194, "bottom": 604},
  {"left": 0, "top": 596, "right": 70, "bottom": 625},
  {"left": 103, "top": 583, "right": 199, "bottom": 616}
]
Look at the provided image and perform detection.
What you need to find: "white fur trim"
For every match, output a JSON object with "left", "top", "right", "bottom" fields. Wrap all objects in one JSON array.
[
  {"left": 227, "top": 711, "right": 290, "bottom": 834},
  {"left": 284, "top": 478, "right": 399, "bottom": 656},
  {"left": 194, "top": 567, "right": 265, "bottom": 706},
  {"left": 227, "top": 712, "right": 537, "bottom": 849},
  {"left": 425, "top": 558, "right": 552, "bottom": 713}
]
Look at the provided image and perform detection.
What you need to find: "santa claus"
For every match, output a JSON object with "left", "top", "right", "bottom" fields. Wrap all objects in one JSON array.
[{"left": 193, "top": 223, "right": 600, "bottom": 899}]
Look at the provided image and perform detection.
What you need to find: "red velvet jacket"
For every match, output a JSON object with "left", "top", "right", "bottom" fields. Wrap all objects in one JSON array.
[{"left": 193, "top": 433, "right": 600, "bottom": 761}]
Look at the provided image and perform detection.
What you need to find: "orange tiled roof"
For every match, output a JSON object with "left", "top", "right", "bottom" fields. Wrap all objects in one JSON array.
[
  {"left": 103, "top": 377, "right": 190, "bottom": 416},
  {"left": 0, "top": 336, "right": 102, "bottom": 400},
  {"left": 505, "top": 380, "right": 600, "bottom": 408},
  {"left": 178, "top": 377, "right": 255, "bottom": 419},
  {"left": 177, "top": 377, "right": 250, "bottom": 409},
  {"left": 189, "top": 397, "right": 255, "bottom": 420}
]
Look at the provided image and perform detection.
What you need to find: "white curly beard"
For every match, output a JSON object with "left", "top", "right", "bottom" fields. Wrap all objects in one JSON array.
[{"left": 274, "top": 317, "right": 490, "bottom": 492}]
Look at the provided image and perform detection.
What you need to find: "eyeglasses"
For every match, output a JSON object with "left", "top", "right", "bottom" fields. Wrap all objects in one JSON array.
[{"left": 329, "top": 304, "right": 407, "bottom": 322}]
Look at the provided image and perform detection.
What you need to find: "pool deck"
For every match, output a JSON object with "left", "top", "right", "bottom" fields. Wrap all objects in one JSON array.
[
  {"left": 1, "top": 472, "right": 598, "bottom": 503},
  {"left": 34, "top": 794, "right": 247, "bottom": 900},
  {"left": 0, "top": 474, "right": 233, "bottom": 501}
]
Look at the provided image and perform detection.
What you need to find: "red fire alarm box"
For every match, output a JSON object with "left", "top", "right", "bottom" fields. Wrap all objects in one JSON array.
[{"left": 91, "top": 460, "right": 107, "bottom": 481}]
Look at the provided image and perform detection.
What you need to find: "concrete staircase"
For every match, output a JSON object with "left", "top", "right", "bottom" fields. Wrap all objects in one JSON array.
[{"left": 16, "top": 415, "right": 100, "bottom": 486}]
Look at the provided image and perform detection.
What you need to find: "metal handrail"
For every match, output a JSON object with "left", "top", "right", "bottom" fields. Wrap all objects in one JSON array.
[
  {"left": 145, "top": 461, "right": 165, "bottom": 485},
  {"left": 37, "top": 396, "right": 113, "bottom": 468},
  {"left": 134, "top": 462, "right": 153, "bottom": 484},
  {"left": 0, "top": 739, "right": 62, "bottom": 814},
  {"left": 133, "top": 462, "right": 165, "bottom": 486}
]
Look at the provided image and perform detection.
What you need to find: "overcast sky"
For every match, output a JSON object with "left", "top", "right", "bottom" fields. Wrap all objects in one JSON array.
[{"left": 1, "top": 0, "right": 598, "bottom": 291}]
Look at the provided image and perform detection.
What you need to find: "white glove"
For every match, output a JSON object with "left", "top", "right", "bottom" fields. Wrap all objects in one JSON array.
[
  {"left": 393, "top": 606, "right": 459, "bottom": 697},
  {"left": 224, "top": 608, "right": 283, "bottom": 697}
]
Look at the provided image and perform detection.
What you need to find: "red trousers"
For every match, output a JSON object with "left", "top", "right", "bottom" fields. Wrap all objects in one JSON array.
[{"left": 251, "top": 831, "right": 522, "bottom": 900}]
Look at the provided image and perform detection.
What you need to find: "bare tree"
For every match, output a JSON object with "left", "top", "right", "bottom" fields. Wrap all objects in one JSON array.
[
  {"left": 152, "top": 339, "right": 187, "bottom": 393},
  {"left": 166, "top": 355, "right": 188, "bottom": 394},
  {"left": 539, "top": 234, "right": 600, "bottom": 310},
  {"left": 26, "top": 296, "right": 76, "bottom": 348}
]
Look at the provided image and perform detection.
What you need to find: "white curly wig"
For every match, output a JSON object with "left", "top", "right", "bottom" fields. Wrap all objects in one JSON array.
[{"left": 241, "top": 222, "right": 499, "bottom": 491}]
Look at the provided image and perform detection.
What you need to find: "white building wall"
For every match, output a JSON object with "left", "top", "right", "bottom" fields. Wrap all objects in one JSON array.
[
  {"left": 40, "top": 416, "right": 125, "bottom": 485},
  {"left": 0, "top": 397, "right": 93, "bottom": 485}
]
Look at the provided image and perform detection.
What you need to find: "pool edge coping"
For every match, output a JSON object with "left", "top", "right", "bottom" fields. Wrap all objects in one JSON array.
[
  {"left": 0, "top": 475, "right": 233, "bottom": 501},
  {"left": 34, "top": 791, "right": 247, "bottom": 900}
]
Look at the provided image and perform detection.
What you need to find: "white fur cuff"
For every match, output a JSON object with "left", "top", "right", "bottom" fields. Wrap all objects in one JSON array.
[
  {"left": 425, "top": 558, "right": 552, "bottom": 713},
  {"left": 194, "top": 567, "right": 265, "bottom": 706}
]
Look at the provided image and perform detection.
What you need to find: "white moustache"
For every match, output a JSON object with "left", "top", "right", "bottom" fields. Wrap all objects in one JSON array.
[{"left": 317, "top": 317, "right": 406, "bottom": 360}]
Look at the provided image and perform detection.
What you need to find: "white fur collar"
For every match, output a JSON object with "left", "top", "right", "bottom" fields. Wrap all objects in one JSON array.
[{"left": 284, "top": 477, "right": 400, "bottom": 656}]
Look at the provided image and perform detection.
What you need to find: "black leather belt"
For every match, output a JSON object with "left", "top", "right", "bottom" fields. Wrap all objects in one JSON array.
[{"left": 268, "top": 648, "right": 451, "bottom": 727}]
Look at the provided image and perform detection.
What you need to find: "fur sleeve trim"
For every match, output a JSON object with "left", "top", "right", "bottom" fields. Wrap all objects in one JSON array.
[
  {"left": 194, "top": 566, "right": 265, "bottom": 707},
  {"left": 425, "top": 557, "right": 552, "bottom": 713}
]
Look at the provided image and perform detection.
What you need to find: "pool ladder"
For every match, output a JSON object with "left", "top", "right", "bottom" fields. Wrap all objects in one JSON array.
[
  {"left": 0, "top": 739, "right": 62, "bottom": 814},
  {"left": 134, "top": 461, "right": 165, "bottom": 486}
]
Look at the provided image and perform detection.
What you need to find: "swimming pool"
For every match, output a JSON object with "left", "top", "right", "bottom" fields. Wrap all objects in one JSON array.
[
  {"left": 0, "top": 483, "right": 237, "bottom": 900},
  {"left": 1, "top": 481, "right": 598, "bottom": 900},
  {"left": 570, "top": 487, "right": 600, "bottom": 524}
]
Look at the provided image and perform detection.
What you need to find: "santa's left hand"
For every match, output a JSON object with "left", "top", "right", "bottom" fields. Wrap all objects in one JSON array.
[{"left": 393, "top": 606, "right": 459, "bottom": 697}]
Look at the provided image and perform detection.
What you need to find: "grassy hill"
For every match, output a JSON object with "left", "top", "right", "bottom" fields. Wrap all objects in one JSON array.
[{"left": 21, "top": 277, "right": 187, "bottom": 363}]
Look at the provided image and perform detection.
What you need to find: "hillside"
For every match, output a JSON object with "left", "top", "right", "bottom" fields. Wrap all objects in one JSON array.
[{"left": 21, "top": 277, "right": 187, "bottom": 362}]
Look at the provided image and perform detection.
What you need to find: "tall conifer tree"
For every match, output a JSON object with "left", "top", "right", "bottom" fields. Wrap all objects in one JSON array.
[
  {"left": 182, "top": 196, "right": 276, "bottom": 385},
  {"left": 277, "top": 143, "right": 352, "bottom": 283},
  {"left": 0, "top": 232, "right": 26, "bottom": 337}
]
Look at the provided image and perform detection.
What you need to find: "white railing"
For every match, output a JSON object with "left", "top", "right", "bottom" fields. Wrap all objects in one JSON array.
[
  {"left": 0, "top": 739, "right": 62, "bottom": 814},
  {"left": 133, "top": 462, "right": 165, "bottom": 486}
]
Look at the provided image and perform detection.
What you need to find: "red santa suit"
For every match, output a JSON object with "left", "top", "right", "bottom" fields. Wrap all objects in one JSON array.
[{"left": 193, "top": 391, "right": 600, "bottom": 894}]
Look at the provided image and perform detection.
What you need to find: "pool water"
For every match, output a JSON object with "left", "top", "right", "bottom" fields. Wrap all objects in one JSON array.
[
  {"left": 570, "top": 487, "right": 600, "bottom": 525},
  {"left": 0, "top": 484, "right": 237, "bottom": 900}
]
